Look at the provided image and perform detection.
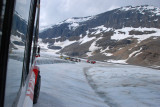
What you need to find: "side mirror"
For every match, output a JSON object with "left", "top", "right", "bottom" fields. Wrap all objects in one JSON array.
[
  {"left": 36, "top": 46, "right": 40, "bottom": 57},
  {"left": 38, "top": 46, "right": 40, "bottom": 55}
]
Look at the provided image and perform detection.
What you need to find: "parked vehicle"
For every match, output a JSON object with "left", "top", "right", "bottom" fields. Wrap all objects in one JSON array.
[
  {"left": 60, "top": 55, "right": 63, "bottom": 59},
  {"left": 70, "top": 57, "right": 81, "bottom": 62},
  {"left": 87, "top": 60, "right": 96, "bottom": 64},
  {"left": 70, "top": 58, "right": 74, "bottom": 61},
  {"left": 0, "top": 0, "right": 41, "bottom": 106},
  {"left": 91, "top": 60, "right": 96, "bottom": 64},
  {"left": 66, "top": 57, "right": 70, "bottom": 60}
]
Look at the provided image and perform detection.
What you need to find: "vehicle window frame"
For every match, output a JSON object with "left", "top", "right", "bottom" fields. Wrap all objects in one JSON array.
[
  {"left": 12, "top": 0, "right": 39, "bottom": 106},
  {"left": 3, "top": 0, "right": 34, "bottom": 106},
  {"left": 0, "top": 0, "right": 16, "bottom": 106},
  {"left": 0, "top": 0, "right": 39, "bottom": 106},
  {"left": 22, "top": 0, "right": 38, "bottom": 84},
  {"left": 31, "top": 1, "right": 40, "bottom": 65}
]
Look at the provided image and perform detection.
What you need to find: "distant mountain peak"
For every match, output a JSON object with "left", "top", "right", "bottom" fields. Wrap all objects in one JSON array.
[{"left": 56, "top": 15, "right": 96, "bottom": 25}]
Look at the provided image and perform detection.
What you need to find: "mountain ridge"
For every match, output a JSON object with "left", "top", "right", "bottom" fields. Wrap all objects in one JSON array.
[{"left": 39, "top": 5, "right": 160, "bottom": 38}]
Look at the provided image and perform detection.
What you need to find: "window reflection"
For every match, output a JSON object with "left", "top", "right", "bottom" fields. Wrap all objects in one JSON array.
[
  {"left": 4, "top": 0, "right": 31, "bottom": 106},
  {"left": 15, "top": 0, "right": 31, "bottom": 21},
  {"left": 30, "top": 6, "right": 38, "bottom": 67},
  {"left": 0, "top": 0, "right": 6, "bottom": 50}
]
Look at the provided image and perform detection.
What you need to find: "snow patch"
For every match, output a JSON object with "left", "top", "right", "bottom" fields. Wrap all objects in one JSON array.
[
  {"left": 56, "top": 16, "right": 96, "bottom": 31},
  {"left": 17, "top": 30, "right": 24, "bottom": 35},
  {"left": 100, "top": 46, "right": 110, "bottom": 53},
  {"left": 129, "top": 47, "right": 142, "bottom": 58},
  {"left": 65, "top": 16, "right": 95, "bottom": 23},
  {"left": 38, "top": 38, "right": 50, "bottom": 50},
  {"left": 107, "top": 59, "right": 127, "bottom": 64},
  {"left": 154, "top": 19, "right": 158, "bottom": 21},
  {"left": 103, "top": 53, "right": 113, "bottom": 56},
  {"left": 86, "top": 37, "right": 102, "bottom": 56},
  {"left": 54, "top": 40, "right": 76, "bottom": 48},
  {"left": 100, "top": 46, "right": 113, "bottom": 56},
  {"left": 39, "top": 25, "right": 53, "bottom": 33},
  {"left": 92, "top": 26, "right": 112, "bottom": 35},
  {"left": 52, "top": 36, "right": 61, "bottom": 40},
  {"left": 68, "top": 23, "right": 79, "bottom": 30},
  {"left": 79, "top": 34, "right": 95, "bottom": 45},
  {"left": 111, "top": 27, "right": 160, "bottom": 42},
  {"left": 153, "top": 37, "right": 159, "bottom": 39},
  {"left": 10, "top": 35, "right": 22, "bottom": 42}
]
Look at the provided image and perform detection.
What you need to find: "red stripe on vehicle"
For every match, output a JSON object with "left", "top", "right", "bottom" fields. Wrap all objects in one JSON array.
[{"left": 33, "top": 66, "right": 39, "bottom": 85}]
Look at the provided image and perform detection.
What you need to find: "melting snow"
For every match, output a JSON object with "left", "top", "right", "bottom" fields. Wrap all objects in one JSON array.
[
  {"left": 92, "top": 26, "right": 112, "bottom": 35},
  {"left": 89, "top": 40, "right": 101, "bottom": 52},
  {"left": 154, "top": 19, "right": 159, "bottom": 21},
  {"left": 100, "top": 46, "right": 113, "bottom": 56},
  {"left": 107, "top": 59, "right": 127, "bottom": 64},
  {"left": 100, "top": 46, "right": 110, "bottom": 53},
  {"left": 10, "top": 35, "right": 22, "bottom": 42},
  {"left": 38, "top": 38, "right": 49, "bottom": 49},
  {"left": 52, "top": 36, "right": 61, "bottom": 40},
  {"left": 86, "top": 37, "right": 102, "bottom": 56},
  {"left": 129, "top": 47, "right": 142, "bottom": 58},
  {"left": 103, "top": 53, "right": 113, "bottom": 56},
  {"left": 17, "top": 30, "right": 24, "bottom": 35},
  {"left": 54, "top": 40, "right": 76, "bottom": 48},
  {"left": 111, "top": 27, "right": 160, "bottom": 42},
  {"left": 79, "top": 35, "right": 95, "bottom": 44}
]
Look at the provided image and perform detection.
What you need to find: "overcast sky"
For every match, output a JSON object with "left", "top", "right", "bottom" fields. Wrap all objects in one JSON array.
[{"left": 40, "top": 0, "right": 160, "bottom": 28}]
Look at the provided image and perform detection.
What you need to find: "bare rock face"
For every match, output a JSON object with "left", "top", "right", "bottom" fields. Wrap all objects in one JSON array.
[{"left": 127, "top": 38, "right": 160, "bottom": 66}]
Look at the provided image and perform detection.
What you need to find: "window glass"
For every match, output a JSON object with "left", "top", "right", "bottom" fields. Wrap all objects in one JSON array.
[
  {"left": 0, "top": 0, "right": 6, "bottom": 50},
  {"left": 4, "top": 0, "right": 31, "bottom": 106},
  {"left": 30, "top": 6, "right": 38, "bottom": 67}
]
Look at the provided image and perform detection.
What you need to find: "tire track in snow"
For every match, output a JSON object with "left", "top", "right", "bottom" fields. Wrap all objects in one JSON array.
[{"left": 84, "top": 67, "right": 120, "bottom": 107}]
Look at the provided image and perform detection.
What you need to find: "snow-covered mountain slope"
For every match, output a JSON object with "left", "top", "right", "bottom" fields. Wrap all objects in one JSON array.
[
  {"left": 39, "top": 5, "right": 160, "bottom": 38},
  {"left": 9, "top": 11, "right": 28, "bottom": 52},
  {"left": 38, "top": 5, "right": 160, "bottom": 67}
]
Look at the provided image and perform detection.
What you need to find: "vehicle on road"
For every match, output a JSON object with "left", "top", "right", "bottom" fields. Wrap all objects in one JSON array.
[
  {"left": 60, "top": 55, "right": 63, "bottom": 59},
  {"left": 70, "top": 57, "right": 81, "bottom": 62},
  {"left": 87, "top": 60, "right": 96, "bottom": 64}
]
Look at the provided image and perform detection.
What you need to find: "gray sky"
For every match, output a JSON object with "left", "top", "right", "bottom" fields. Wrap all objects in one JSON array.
[{"left": 40, "top": 0, "right": 160, "bottom": 27}]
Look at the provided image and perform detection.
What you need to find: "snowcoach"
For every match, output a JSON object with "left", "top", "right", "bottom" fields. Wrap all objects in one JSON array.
[{"left": 0, "top": 0, "right": 41, "bottom": 107}]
